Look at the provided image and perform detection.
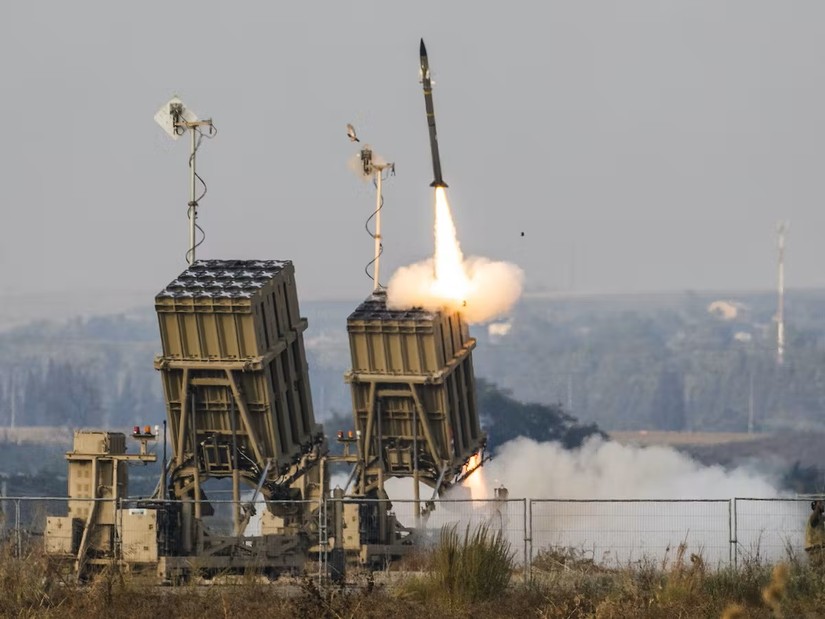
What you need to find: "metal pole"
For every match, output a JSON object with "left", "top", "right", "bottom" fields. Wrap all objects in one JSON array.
[
  {"left": 162, "top": 419, "right": 168, "bottom": 555},
  {"left": 777, "top": 222, "right": 786, "bottom": 365},
  {"left": 318, "top": 495, "right": 326, "bottom": 586},
  {"left": 331, "top": 488, "right": 345, "bottom": 582},
  {"left": 526, "top": 499, "right": 532, "bottom": 582},
  {"left": 15, "top": 499, "right": 20, "bottom": 557},
  {"left": 117, "top": 497, "right": 122, "bottom": 562},
  {"left": 191, "top": 392, "right": 201, "bottom": 521},
  {"left": 376, "top": 399, "right": 383, "bottom": 494},
  {"left": 162, "top": 420, "right": 167, "bottom": 500},
  {"left": 112, "top": 458, "right": 119, "bottom": 560},
  {"left": 373, "top": 170, "right": 382, "bottom": 291},
  {"left": 728, "top": 499, "right": 733, "bottom": 567},
  {"left": 731, "top": 498, "right": 738, "bottom": 569},
  {"left": 9, "top": 371, "right": 15, "bottom": 430},
  {"left": 0, "top": 479, "right": 6, "bottom": 532},
  {"left": 413, "top": 402, "right": 420, "bottom": 528},
  {"left": 188, "top": 127, "right": 197, "bottom": 265},
  {"left": 747, "top": 372, "right": 755, "bottom": 435},
  {"left": 318, "top": 496, "right": 322, "bottom": 586},
  {"left": 230, "top": 394, "right": 241, "bottom": 536}
]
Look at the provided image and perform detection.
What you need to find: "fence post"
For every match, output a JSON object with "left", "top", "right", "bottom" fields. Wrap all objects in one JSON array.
[
  {"left": 15, "top": 499, "right": 21, "bottom": 557},
  {"left": 525, "top": 498, "right": 532, "bottom": 582},
  {"left": 318, "top": 495, "right": 327, "bottom": 587},
  {"left": 117, "top": 497, "right": 123, "bottom": 562},
  {"left": 731, "top": 498, "right": 738, "bottom": 569}
]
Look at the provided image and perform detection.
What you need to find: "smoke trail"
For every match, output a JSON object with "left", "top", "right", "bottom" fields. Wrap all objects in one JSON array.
[{"left": 387, "top": 188, "right": 524, "bottom": 324}]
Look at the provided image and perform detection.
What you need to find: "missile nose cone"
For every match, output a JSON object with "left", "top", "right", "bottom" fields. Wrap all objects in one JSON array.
[{"left": 420, "top": 38, "right": 427, "bottom": 57}]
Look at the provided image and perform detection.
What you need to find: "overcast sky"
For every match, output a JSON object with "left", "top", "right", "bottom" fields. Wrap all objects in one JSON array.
[{"left": 2, "top": 2, "right": 825, "bottom": 309}]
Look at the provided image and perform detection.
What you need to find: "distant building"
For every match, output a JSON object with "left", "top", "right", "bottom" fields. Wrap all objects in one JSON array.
[
  {"left": 487, "top": 321, "right": 512, "bottom": 339},
  {"left": 708, "top": 300, "right": 747, "bottom": 320}
]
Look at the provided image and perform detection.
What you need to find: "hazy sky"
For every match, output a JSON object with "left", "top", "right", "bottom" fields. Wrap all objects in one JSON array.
[{"left": 2, "top": 2, "right": 825, "bottom": 308}]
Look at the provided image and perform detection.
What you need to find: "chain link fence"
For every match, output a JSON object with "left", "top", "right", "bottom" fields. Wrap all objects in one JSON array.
[
  {"left": 530, "top": 499, "right": 733, "bottom": 568},
  {"left": 732, "top": 498, "right": 810, "bottom": 566},
  {"left": 0, "top": 496, "right": 813, "bottom": 578}
]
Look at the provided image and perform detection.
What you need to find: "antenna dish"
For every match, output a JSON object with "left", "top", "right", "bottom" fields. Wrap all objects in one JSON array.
[{"left": 154, "top": 96, "right": 199, "bottom": 140}]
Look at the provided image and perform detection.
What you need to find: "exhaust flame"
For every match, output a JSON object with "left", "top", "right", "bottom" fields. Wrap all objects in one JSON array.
[
  {"left": 432, "top": 187, "right": 470, "bottom": 302},
  {"left": 462, "top": 452, "right": 488, "bottom": 500},
  {"left": 387, "top": 188, "right": 524, "bottom": 324}
]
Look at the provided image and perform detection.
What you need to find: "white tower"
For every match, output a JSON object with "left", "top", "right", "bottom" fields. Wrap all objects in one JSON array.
[{"left": 776, "top": 221, "right": 788, "bottom": 366}]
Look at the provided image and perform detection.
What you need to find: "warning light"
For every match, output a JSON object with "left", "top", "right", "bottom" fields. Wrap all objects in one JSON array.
[
  {"left": 347, "top": 430, "right": 354, "bottom": 439},
  {"left": 337, "top": 431, "right": 344, "bottom": 440},
  {"left": 144, "top": 425, "right": 152, "bottom": 435},
  {"left": 132, "top": 426, "right": 140, "bottom": 436}
]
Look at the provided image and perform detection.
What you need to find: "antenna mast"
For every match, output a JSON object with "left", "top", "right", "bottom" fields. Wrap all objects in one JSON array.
[
  {"left": 350, "top": 126, "right": 395, "bottom": 291},
  {"left": 776, "top": 221, "right": 788, "bottom": 366},
  {"left": 155, "top": 96, "right": 216, "bottom": 265}
]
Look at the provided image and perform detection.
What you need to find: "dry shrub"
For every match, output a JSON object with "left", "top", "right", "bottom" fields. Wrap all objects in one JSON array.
[
  {"left": 534, "top": 544, "right": 791, "bottom": 618},
  {"left": 0, "top": 544, "right": 70, "bottom": 615},
  {"left": 533, "top": 545, "right": 607, "bottom": 575},
  {"left": 653, "top": 543, "right": 710, "bottom": 609},
  {"left": 719, "top": 603, "right": 747, "bottom": 619},
  {"left": 433, "top": 523, "right": 514, "bottom": 603},
  {"left": 761, "top": 563, "right": 789, "bottom": 617},
  {"left": 402, "top": 523, "right": 514, "bottom": 608}
]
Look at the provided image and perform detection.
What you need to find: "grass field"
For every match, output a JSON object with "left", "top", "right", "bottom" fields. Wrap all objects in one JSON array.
[{"left": 5, "top": 531, "right": 825, "bottom": 618}]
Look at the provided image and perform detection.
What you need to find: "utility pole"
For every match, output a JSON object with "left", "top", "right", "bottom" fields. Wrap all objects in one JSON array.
[{"left": 776, "top": 222, "right": 787, "bottom": 366}]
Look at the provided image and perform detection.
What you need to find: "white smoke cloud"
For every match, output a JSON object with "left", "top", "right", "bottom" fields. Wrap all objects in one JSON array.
[
  {"left": 378, "top": 436, "right": 779, "bottom": 504},
  {"left": 386, "top": 256, "right": 524, "bottom": 324},
  {"left": 326, "top": 439, "right": 785, "bottom": 565},
  {"left": 481, "top": 437, "right": 789, "bottom": 565},
  {"left": 385, "top": 187, "right": 524, "bottom": 324},
  {"left": 484, "top": 436, "right": 780, "bottom": 500}
]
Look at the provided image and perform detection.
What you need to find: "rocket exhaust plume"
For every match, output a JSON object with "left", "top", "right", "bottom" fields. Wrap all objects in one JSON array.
[
  {"left": 389, "top": 40, "right": 523, "bottom": 323},
  {"left": 433, "top": 188, "right": 469, "bottom": 301},
  {"left": 462, "top": 452, "right": 487, "bottom": 500},
  {"left": 387, "top": 188, "right": 524, "bottom": 324}
]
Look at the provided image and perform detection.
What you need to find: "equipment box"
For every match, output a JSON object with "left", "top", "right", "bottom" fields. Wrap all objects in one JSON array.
[
  {"left": 120, "top": 508, "right": 158, "bottom": 563},
  {"left": 45, "top": 517, "right": 82, "bottom": 555},
  {"left": 71, "top": 431, "right": 126, "bottom": 456}
]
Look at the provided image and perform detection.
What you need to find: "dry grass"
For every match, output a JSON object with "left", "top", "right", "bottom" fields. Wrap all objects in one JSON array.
[
  {"left": 530, "top": 542, "right": 825, "bottom": 618},
  {"left": 4, "top": 539, "right": 825, "bottom": 618},
  {"left": 400, "top": 523, "right": 515, "bottom": 607}
]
